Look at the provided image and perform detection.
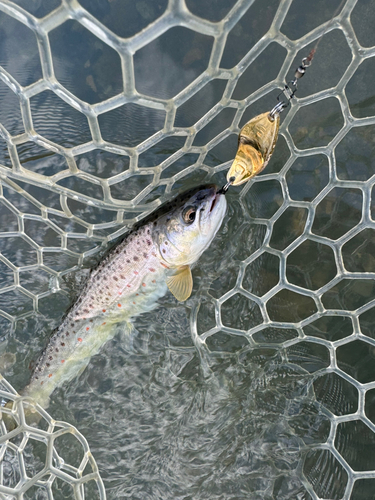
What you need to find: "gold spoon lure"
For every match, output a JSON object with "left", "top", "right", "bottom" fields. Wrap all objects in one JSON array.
[
  {"left": 226, "top": 109, "right": 280, "bottom": 187},
  {"left": 220, "top": 48, "right": 316, "bottom": 192}
]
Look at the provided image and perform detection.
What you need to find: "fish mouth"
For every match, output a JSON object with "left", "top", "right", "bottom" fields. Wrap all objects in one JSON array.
[{"left": 209, "top": 192, "right": 221, "bottom": 212}]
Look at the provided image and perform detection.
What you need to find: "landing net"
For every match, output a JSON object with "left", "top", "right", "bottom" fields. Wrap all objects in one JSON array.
[{"left": 0, "top": 0, "right": 374, "bottom": 499}]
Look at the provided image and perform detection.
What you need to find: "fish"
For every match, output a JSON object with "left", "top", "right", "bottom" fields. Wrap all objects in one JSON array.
[{"left": 20, "top": 184, "right": 227, "bottom": 410}]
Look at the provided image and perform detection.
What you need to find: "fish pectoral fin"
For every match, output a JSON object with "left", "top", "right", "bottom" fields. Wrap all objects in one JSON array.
[{"left": 166, "top": 266, "right": 193, "bottom": 302}]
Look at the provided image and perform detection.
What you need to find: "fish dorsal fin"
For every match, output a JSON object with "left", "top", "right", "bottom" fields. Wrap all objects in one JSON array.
[{"left": 166, "top": 266, "right": 193, "bottom": 302}]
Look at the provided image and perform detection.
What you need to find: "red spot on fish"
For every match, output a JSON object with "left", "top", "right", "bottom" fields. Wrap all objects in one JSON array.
[
  {"left": 41, "top": 382, "right": 43, "bottom": 385},
  {"left": 48, "top": 374, "right": 52, "bottom": 378},
  {"left": 127, "top": 284, "right": 131, "bottom": 288},
  {"left": 152, "top": 279, "right": 156, "bottom": 283},
  {"left": 134, "top": 271, "right": 139, "bottom": 275},
  {"left": 149, "top": 268, "right": 155, "bottom": 272},
  {"left": 136, "top": 293, "right": 139, "bottom": 296},
  {"left": 160, "top": 262, "right": 169, "bottom": 269},
  {"left": 86, "top": 327, "right": 90, "bottom": 331},
  {"left": 102, "top": 309, "right": 106, "bottom": 313},
  {"left": 61, "top": 360, "right": 65, "bottom": 363},
  {"left": 78, "top": 338, "right": 83, "bottom": 342},
  {"left": 142, "top": 283, "right": 146, "bottom": 287},
  {"left": 133, "top": 301, "right": 136, "bottom": 304},
  {"left": 118, "top": 303, "right": 121, "bottom": 307}
]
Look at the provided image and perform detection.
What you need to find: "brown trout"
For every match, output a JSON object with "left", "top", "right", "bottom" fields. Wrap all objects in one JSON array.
[{"left": 21, "top": 184, "right": 226, "bottom": 409}]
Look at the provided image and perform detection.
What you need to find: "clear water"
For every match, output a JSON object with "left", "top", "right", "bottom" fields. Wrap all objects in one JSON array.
[{"left": 1, "top": 0, "right": 375, "bottom": 499}]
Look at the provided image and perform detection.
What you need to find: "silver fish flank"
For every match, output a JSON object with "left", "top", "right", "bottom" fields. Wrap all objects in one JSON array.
[{"left": 22, "top": 184, "right": 226, "bottom": 409}]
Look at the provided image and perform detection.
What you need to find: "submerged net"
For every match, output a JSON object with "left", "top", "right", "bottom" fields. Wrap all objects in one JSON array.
[
  {"left": 0, "top": 376, "right": 105, "bottom": 499},
  {"left": 0, "top": 0, "right": 374, "bottom": 498}
]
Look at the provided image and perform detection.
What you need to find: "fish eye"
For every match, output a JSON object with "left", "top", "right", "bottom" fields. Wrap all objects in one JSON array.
[{"left": 182, "top": 206, "right": 196, "bottom": 224}]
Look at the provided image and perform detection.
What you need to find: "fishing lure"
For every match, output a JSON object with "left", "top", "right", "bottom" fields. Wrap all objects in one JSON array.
[
  {"left": 223, "top": 49, "right": 316, "bottom": 190},
  {"left": 224, "top": 0, "right": 346, "bottom": 190}
]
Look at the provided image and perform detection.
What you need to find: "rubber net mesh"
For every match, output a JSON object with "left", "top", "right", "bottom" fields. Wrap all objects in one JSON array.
[{"left": 0, "top": 0, "right": 374, "bottom": 498}]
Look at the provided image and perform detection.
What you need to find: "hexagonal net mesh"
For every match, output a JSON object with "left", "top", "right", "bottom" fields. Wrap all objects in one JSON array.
[
  {"left": 0, "top": 376, "right": 105, "bottom": 499},
  {"left": 0, "top": 0, "right": 374, "bottom": 498}
]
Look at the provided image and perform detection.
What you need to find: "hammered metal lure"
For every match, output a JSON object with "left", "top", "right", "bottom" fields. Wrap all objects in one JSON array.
[
  {"left": 226, "top": 110, "right": 280, "bottom": 186},
  {"left": 222, "top": 48, "right": 316, "bottom": 190}
]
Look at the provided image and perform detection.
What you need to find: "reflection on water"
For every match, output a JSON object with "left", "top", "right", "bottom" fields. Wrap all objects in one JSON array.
[{"left": 0, "top": 0, "right": 375, "bottom": 499}]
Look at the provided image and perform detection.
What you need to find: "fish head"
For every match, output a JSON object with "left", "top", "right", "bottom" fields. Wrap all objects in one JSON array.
[{"left": 154, "top": 184, "right": 227, "bottom": 267}]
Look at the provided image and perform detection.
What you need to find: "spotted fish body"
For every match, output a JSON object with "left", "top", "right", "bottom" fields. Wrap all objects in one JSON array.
[{"left": 22, "top": 185, "right": 227, "bottom": 408}]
